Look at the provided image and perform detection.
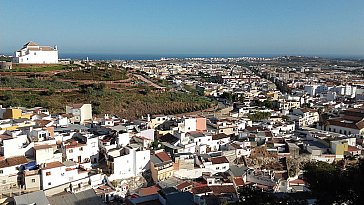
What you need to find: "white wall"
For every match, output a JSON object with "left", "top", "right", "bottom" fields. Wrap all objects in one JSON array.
[
  {"left": 117, "top": 133, "right": 130, "bottom": 147},
  {"left": 2, "top": 134, "right": 30, "bottom": 158},
  {"left": 15, "top": 50, "right": 58, "bottom": 64}
]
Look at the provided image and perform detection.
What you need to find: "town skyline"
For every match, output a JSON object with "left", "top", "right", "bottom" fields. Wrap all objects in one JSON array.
[{"left": 1, "top": 0, "right": 364, "bottom": 57}]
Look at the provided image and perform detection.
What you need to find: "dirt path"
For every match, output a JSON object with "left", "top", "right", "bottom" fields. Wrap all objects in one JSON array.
[{"left": 133, "top": 74, "right": 166, "bottom": 90}]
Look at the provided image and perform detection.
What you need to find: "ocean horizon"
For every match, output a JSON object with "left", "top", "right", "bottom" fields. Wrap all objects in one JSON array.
[
  {"left": 2, "top": 52, "right": 363, "bottom": 61},
  {"left": 59, "top": 53, "right": 281, "bottom": 60},
  {"left": 59, "top": 53, "right": 364, "bottom": 61}
]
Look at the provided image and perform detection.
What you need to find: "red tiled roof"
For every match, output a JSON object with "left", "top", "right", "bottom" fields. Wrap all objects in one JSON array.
[
  {"left": 138, "top": 185, "right": 161, "bottom": 196},
  {"left": 289, "top": 179, "right": 305, "bottom": 185},
  {"left": 34, "top": 144, "right": 53, "bottom": 150},
  {"left": 42, "top": 161, "right": 64, "bottom": 170},
  {"left": 0, "top": 134, "right": 12, "bottom": 140},
  {"left": 230, "top": 143, "right": 242, "bottom": 149},
  {"left": 245, "top": 126, "right": 263, "bottom": 132},
  {"left": 65, "top": 143, "right": 86, "bottom": 149},
  {"left": 233, "top": 177, "right": 245, "bottom": 187},
  {"left": 191, "top": 186, "right": 211, "bottom": 194},
  {"left": 210, "top": 156, "right": 229, "bottom": 164},
  {"left": 0, "top": 156, "right": 28, "bottom": 168},
  {"left": 23, "top": 41, "right": 39, "bottom": 47},
  {"left": 209, "top": 185, "right": 236, "bottom": 195},
  {"left": 155, "top": 151, "right": 172, "bottom": 162},
  {"left": 176, "top": 181, "right": 193, "bottom": 190},
  {"left": 348, "top": 145, "right": 360, "bottom": 152},
  {"left": 212, "top": 133, "right": 229, "bottom": 140},
  {"left": 265, "top": 131, "right": 273, "bottom": 138},
  {"left": 327, "top": 118, "right": 362, "bottom": 130},
  {"left": 72, "top": 104, "right": 84, "bottom": 109},
  {"left": 34, "top": 120, "right": 52, "bottom": 127}
]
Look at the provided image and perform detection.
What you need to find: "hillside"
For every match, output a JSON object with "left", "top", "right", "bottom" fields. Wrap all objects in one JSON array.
[{"left": 0, "top": 87, "right": 215, "bottom": 119}]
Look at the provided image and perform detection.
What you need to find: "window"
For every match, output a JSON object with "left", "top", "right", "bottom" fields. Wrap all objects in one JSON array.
[
  {"left": 2, "top": 180, "right": 6, "bottom": 184},
  {"left": 32, "top": 179, "right": 36, "bottom": 183},
  {"left": 216, "top": 167, "right": 220, "bottom": 170},
  {"left": 0, "top": 170, "right": 3, "bottom": 174},
  {"left": 222, "top": 166, "right": 226, "bottom": 169},
  {"left": 46, "top": 172, "right": 51, "bottom": 176},
  {"left": 79, "top": 147, "right": 83, "bottom": 151},
  {"left": 34, "top": 52, "right": 37, "bottom": 55},
  {"left": 48, "top": 182, "right": 51, "bottom": 186},
  {"left": 69, "top": 149, "right": 73, "bottom": 153}
]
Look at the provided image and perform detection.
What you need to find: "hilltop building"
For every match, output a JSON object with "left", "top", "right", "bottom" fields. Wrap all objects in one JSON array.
[{"left": 13, "top": 41, "right": 58, "bottom": 64}]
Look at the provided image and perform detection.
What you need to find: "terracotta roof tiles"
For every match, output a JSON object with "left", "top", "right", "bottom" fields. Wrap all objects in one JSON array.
[
  {"left": 0, "top": 156, "right": 28, "bottom": 168},
  {"left": 42, "top": 161, "right": 64, "bottom": 170},
  {"left": 210, "top": 156, "right": 229, "bottom": 165},
  {"left": 155, "top": 151, "right": 172, "bottom": 162}
]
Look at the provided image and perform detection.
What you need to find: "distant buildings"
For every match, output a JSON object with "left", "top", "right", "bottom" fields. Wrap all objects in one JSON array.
[{"left": 13, "top": 41, "right": 58, "bottom": 64}]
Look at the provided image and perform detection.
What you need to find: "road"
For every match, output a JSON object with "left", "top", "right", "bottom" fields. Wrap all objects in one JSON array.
[{"left": 133, "top": 74, "right": 166, "bottom": 90}]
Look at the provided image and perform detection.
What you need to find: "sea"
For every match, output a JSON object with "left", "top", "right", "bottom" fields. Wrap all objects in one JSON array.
[
  {"left": 2, "top": 52, "right": 363, "bottom": 61},
  {"left": 57, "top": 53, "right": 364, "bottom": 61},
  {"left": 58, "top": 53, "right": 280, "bottom": 61}
]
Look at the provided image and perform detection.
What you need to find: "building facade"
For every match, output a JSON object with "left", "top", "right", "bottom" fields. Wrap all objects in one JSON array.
[{"left": 13, "top": 41, "right": 58, "bottom": 64}]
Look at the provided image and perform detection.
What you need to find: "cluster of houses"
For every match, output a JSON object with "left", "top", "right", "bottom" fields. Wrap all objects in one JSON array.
[
  {"left": 1, "top": 98, "right": 363, "bottom": 204},
  {"left": 1, "top": 55, "right": 364, "bottom": 204}
]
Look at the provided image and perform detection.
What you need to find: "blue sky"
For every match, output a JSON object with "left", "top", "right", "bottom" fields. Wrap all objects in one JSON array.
[{"left": 1, "top": 0, "right": 364, "bottom": 56}]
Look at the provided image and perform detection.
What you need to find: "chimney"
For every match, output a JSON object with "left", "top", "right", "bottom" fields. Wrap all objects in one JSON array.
[{"left": 147, "top": 114, "right": 151, "bottom": 122}]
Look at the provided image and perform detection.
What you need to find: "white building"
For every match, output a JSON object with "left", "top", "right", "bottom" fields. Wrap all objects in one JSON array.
[
  {"left": 66, "top": 104, "right": 93, "bottom": 124},
  {"left": 40, "top": 161, "right": 89, "bottom": 190},
  {"left": 289, "top": 108, "right": 319, "bottom": 128},
  {"left": 0, "top": 130, "right": 32, "bottom": 158},
  {"left": 107, "top": 146, "right": 150, "bottom": 180},
  {"left": 13, "top": 41, "right": 58, "bottom": 64},
  {"left": 63, "top": 133, "right": 99, "bottom": 164}
]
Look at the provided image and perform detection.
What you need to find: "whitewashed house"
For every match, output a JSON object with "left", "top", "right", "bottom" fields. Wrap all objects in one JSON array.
[
  {"left": 107, "top": 145, "right": 150, "bottom": 180},
  {"left": 63, "top": 133, "right": 99, "bottom": 164},
  {"left": 66, "top": 104, "right": 93, "bottom": 125},
  {"left": 13, "top": 41, "right": 58, "bottom": 64}
]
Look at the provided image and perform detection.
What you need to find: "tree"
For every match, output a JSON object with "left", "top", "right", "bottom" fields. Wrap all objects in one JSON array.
[
  {"left": 238, "top": 186, "right": 308, "bottom": 205},
  {"left": 248, "top": 112, "right": 271, "bottom": 121},
  {"left": 303, "top": 160, "right": 364, "bottom": 204},
  {"left": 221, "top": 92, "right": 233, "bottom": 102}
]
